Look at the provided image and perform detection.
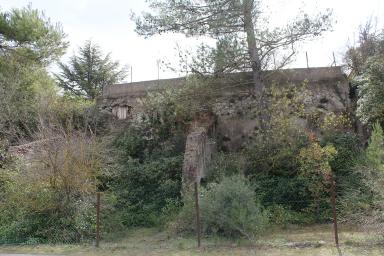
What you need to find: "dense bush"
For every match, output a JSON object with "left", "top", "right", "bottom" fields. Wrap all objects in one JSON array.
[
  {"left": 253, "top": 176, "right": 312, "bottom": 216},
  {"left": 109, "top": 117, "right": 185, "bottom": 227},
  {"left": 173, "top": 176, "right": 268, "bottom": 239},
  {"left": 112, "top": 157, "right": 183, "bottom": 226},
  {"left": 265, "top": 204, "right": 309, "bottom": 227},
  {"left": 321, "top": 132, "right": 362, "bottom": 175},
  {"left": 355, "top": 57, "right": 384, "bottom": 126},
  {"left": 319, "top": 132, "right": 369, "bottom": 219},
  {"left": 204, "top": 152, "right": 247, "bottom": 183},
  {"left": 0, "top": 131, "right": 102, "bottom": 244},
  {"left": 0, "top": 193, "right": 95, "bottom": 244},
  {"left": 200, "top": 176, "right": 268, "bottom": 238},
  {"left": 243, "top": 99, "right": 318, "bottom": 224},
  {"left": 355, "top": 122, "right": 384, "bottom": 234}
]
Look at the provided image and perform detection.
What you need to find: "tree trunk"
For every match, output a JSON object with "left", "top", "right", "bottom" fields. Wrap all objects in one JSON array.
[
  {"left": 242, "top": 0, "right": 268, "bottom": 129},
  {"left": 242, "top": 0, "right": 263, "bottom": 92}
]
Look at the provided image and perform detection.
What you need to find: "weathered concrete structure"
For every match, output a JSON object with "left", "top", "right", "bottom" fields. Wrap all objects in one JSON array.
[{"left": 99, "top": 67, "right": 351, "bottom": 183}]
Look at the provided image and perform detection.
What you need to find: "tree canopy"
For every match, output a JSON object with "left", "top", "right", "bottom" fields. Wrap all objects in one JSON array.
[
  {"left": 56, "top": 40, "right": 127, "bottom": 99},
  {"left": 345, "top": 21, "right": 384, "bottom": 77},
  {"left": 0, "top": 5, "right": 67, "bottom": 143},
  {"left": 0, "top": 5, "right": 67, "bottom": 65},
  {"left": 347, "top": 23, "right": 384, "bottom": 126},
  {"left": 134, "top": 0, "right": 332, "bottom": 92}
]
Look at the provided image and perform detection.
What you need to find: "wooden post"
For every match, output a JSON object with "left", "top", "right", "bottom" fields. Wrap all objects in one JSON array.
[
  {"left": 330, "top": 175, "right": 339, "bottom": 246},
  {"left": 130, "top": 66, "right": 133, "bottom": 83},
  {"left": 306, "top": 52, "right": 309, "bottom": 69},
  {"left": 96, "top": 192, "right": 101, "bottom": 248},
  {"left": 194, "top": 181, "right": 201, "bottom": 248},
  {"left": 157, "top": 59, "right": 160, "bottom": 84}
]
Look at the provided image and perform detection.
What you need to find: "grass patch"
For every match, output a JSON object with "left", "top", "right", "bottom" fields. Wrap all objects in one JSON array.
[{"left": 0, "top": 225, "right": 383, "bottom": 255}]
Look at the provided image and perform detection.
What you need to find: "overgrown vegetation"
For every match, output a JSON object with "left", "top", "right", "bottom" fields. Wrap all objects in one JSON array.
[
  {"left": 172, "top": 175, "right": 268, "bottom": 239},
  {"left": 2, "top": 2, "right": 384, "bottom": 249},
  {"left": 0, "top": 126, "right": 103, "bottom": 243},
  {"left": 0, "top": 5, "right": 111, "bottom": 244}
]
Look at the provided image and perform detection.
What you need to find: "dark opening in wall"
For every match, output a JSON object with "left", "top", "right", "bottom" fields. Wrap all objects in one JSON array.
[
  {"left": 320, "top": 97, "right": 329, "bottom": 104},
  {"left": 222, "top": 135, "right": 231, "bottom": 142}
]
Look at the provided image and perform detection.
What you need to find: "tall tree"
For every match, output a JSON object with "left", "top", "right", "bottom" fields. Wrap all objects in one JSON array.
[
  {"left": 345, "top": 20, "right": 384, "bottom": 77},
  {"left": 56, "top": 40, "right": 127, "bottom": 99},
  {"left": 0, "top": 5, "right": 67, "bottom": 64},
  {"left": 354, "top": 56, "right": 384, "bottom": 126},
  {"left": 0, "top": 5, "right": 67, "bottom": 143},
  {"left": 346, "top": 22, "right": 384, "bottom": 125},
  {"left": 134, "top": 0, "right": 332, "bottom": 94}
]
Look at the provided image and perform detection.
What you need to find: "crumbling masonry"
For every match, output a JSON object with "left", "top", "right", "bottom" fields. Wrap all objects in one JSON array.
[{"left": 98, "top": 67, "right": 352, "bottom": 183}]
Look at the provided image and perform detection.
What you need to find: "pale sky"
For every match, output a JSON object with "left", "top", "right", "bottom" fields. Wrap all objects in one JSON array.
[{"left": 1, "top": 0, "right": 383, "bottom": 82}]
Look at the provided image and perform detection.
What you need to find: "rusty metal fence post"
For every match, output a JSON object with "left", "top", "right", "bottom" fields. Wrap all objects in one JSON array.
[
  {"left": 330, "top": 176, "right": 339, "bottom": 246},
  {"left": 96, "top": 192, "right": 101, "bottom": 247},
  {"left": 194, "top": 182, "right": 201, "bottom": 248}
]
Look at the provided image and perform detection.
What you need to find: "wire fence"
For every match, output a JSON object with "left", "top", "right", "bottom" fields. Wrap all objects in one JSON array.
[
  {"left": 0, "top": 186, "right": 341, "bottom": 248},
  {"left": 0, "top": 193, "right": 102, "bottom": 246}
]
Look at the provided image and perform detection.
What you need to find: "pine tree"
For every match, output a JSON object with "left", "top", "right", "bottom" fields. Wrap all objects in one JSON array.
[
  {"left": 56, "top": 40, "right": 127, "bottom": 99},
  {"left": 134, "top": 0, "right": 331, "bottom": 90}
]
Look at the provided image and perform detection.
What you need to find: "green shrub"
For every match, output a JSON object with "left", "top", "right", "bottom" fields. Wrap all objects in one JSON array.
[
  {"left": 112, "top": 156, "right": 183, "bottom": 227},
  {"left": 110, "top": 107, "right": 187, "bottom": 228},
  {"left": 0, "top": 131, "right": 102, "bottom": 244},
  {"left": 265, "top": 204, "right": 311, "bottom": 227},
  {"left": 321, "top": 132, "right": 362, "bottom": 176},
  {"left": 112, "top": 127, "right": 148, "bottom": 161},
  {"left": 354, "top": 122, "right": 384, "bottom": 235},
  {"left": 175, "top": 176, "right": 268, "bottom": 239},
  {"left": 253, "top": 175, "right": 312, "bottom": 213},
  {"left": 0, "top": 202, "right": 95, "bottom": 244},
  {"left": 0, "top": 169, "right": 96, "bottom": 244},
  {"left": 320, "top": 132, "right": 370, "bottom": 220},
  {"left": 204, "top": 152, "right": 246, "bottom": 184}
]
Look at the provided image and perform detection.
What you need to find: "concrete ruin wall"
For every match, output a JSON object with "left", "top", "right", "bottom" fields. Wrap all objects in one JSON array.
[
  {"left": 182, "top": 127, "right": 216, "bottom": 184},
  {"left": 98, "top": 66, "right": 351, "bottom": 181},
  {"left": 210, "top": 67, "right": 351, "bottom": 150}
]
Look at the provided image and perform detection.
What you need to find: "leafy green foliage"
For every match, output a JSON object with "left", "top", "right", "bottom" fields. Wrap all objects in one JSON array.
[
  {"left": 297, "top": 142, "right": 336, "bottom": 216},
  {"left": 253, "top": 176, "right": 313, "bottom": 216},
  {"left": 346, "top": 24, "right": 384, "bottom": 125},
  {"left": 0, "top": 130, "right": 102, "bottom": 244},
  {"left": 319, "top": 133, "right": 367, "bottom": 221},
  {"left": 265, "top": 204, "right": 308, "bottom": 227},
  {"left": 134, "top": 0, "right": 331, "bottom": 72},
  {"left": 243, "top": 84, "right": 344, "bottom": 224},
  {"left": 345, "top": 23, "right": 384, "bottom": 76},
  {"left": 37, "top": 93, "right": 111, "bottom": 135},
  {"left": 343, "top": 123, "right": 384, "bottom": 233},
  {"left": 112, "top": 157, "right": 183, "bottom": 227},
  {"left": 142, "top": 75, "right": 217, "bottom": 127},
  {"left": 0, "top": 5, "right": 67, "bottom": 143},
  {"left": 321, "top": 133, "right": 362, "bottom": 177},
  {"left": 0, "top": 46, "right": 58, "bottom": 143},
  {"left": 56, "top": 40, "right": 127, "bottom": 99},
  {"left": 0, "top": 5, "right": 67, "bottom": 64},
  {"left": 174, "top": 176, "right": 268, "bottom": 239},
  {"left": 298, "top": 142, "right": 337, "bottom": 179},
  {"left": 204, "top": 152, "right": 247, "bottom": 184},
  {"left": 200, "top": 176, "right": 268, "bottom": 239},
  {"left": 354, "top": 57, "right": 384, "bottom": 125},
  {"left": 246, "top": 83, "right": 307, "bottom": 177},
  {"left": 110, "top": 119, "right": 185, "bottom": 227},
  {"left": 366, "top": 122, "right": 384, "bottom": 168}
]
